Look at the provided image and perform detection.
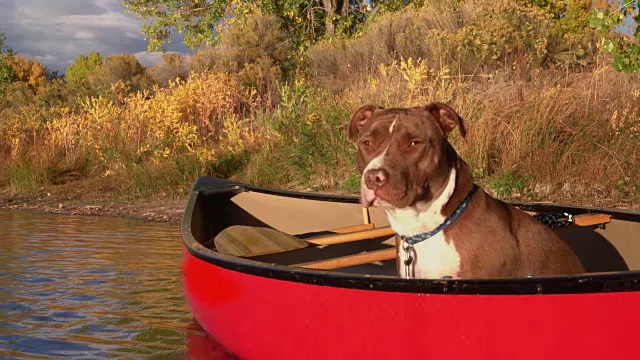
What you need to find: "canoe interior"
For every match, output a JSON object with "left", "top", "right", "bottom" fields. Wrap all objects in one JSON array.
[{"left": 187, "top": 179, "right": 640, "bottom": 277}]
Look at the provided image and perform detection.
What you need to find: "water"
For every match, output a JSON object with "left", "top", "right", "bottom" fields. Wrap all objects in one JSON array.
[{"left": 0, "top": 211, "right": 233, "bottom": 359}]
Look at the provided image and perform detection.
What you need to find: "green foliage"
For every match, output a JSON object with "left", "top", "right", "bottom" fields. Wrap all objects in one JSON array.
[
  {"left": 526, "top": 0, "right": 594, "bottom": 67},
  {"left": 122, "top": 0, "right": 233, "bottom": 50},
  {"left": 486, "top": 170, "right": 531, "bottom": 199},
  {"left": 185, "top": 13, "right": 291, "bottom": 104},
  {"left": 209, "top": 150, "right": 251, "bottom": 178},
  {"left": 590, "top": 1, "right": 640, "bottom": 73},
  {"left": 458, "top": 0, "right": 574, "bottom": 70},
  {"left": 340, "top": 172, "right": 361, "bottom": 193},
  {"left": 0, "top": 28, "right": 6, "bottom": 52},
  {"left": 66, "top": 51, "right": 104, "bottom": 86},
  {"left": 371, "top": 0, "right": 426, "bottom": 14},
  {"left": 0, "top": 55, "right": 16, "bottom": 89},
  {"left": 0, "top": 29, "right": 16, "bottom": 93},
  {"left": 121, "top": 156, "right": 203, "bottom": 198},
  {"left": 123, "top": 0, "right": 371, "bottom": 52},
  {"left": 7, "top": 163, "right": 49, "bottom": 193},
  {"left": 242, "top": 82, "right": 355, "bottom": 190}
]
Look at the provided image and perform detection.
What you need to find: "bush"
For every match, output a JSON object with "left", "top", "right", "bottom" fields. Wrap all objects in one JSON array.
[
  {"left": 66, "top": 52, "right": 104, "bottom": 86},
  {"left": 241, "top": 82, "right": 356, "bottom": 190},
  {"left": 186, "top": 13, "right": 291, "bottom": 106},
  {"left": 309, "top": 0, "right": 596, "bottom": 92},
  {"left": 88, "top": 53, "right": 153, "bottom": 95},
  {"left": 456, "top": 0, "right": 553, "bottom": 71},
  {"left": 3, "top": 54, "right": 48, "bottom": 91},
  {"left": 0, "top": 71, "right": 263, "bottom": 196},
  {"left": 309, "top": 1, "right": 463, "bottom": 91},
  {"left": 149, "top": 53, "right": 187, "bottom": 87}
]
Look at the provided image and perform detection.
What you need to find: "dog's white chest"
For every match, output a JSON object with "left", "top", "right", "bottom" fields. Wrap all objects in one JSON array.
[
  {"left": 398, "top": 233, "right": 461, "bottom": 279},
  {"left": 382, "top": 168, "right": 462, "bottom": 278}
]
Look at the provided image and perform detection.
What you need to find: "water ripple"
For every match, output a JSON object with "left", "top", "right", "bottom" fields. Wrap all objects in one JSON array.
[{"left": 0, "top": 211, "right": 234, "bottom": 359}]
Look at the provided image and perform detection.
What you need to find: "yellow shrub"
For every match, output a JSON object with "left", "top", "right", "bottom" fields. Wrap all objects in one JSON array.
[
  {"left": 456, "top": 0, "right": 552, "bottom": 68},
  {"left": 38, "top": 71, "right": 261, "bottom": 176}
]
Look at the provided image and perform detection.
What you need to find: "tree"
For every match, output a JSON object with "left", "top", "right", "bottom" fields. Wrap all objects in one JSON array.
[
  {"left": 3, "top": 54, "right": 48, "bottom": 91},
  {"left": 89, "top": 53, "right": 153, "bottom": 93},
  {"left": 122, "top": 0, "right": 369, "bottom": 51},
  {"left": 149, "top": 52, "right": 187, "bottom": 87},
  {"left": 215, "top": 12, "right": 292, "bottom": 95},
  {"left": 66, "top": 51, "right": 104, "bottom": 85},
  {"left": 0, "top": 30, "right": 4, "bottom": 51},
  {"left": 590, "top": 0, "right": 640, "bottom": 73},
  {"left": 0, "top": 28, "right": 16, "bottom": 89}
]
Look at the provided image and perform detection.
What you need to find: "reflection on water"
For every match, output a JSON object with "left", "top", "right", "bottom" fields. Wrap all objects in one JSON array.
[{"left": 0, "top": 211, "right": 233, "bottom": 359}]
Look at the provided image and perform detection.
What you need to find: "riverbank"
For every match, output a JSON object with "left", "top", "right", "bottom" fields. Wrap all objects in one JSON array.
[
  {"left": 1, "top": 176, "right": 638, "bottom": 225},
  {"left": 0, "top": 187, "right": 187, "bottom": 223}
]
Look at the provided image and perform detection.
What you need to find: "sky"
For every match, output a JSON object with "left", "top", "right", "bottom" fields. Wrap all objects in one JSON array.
[{"left": 0, "top": 0, "right": 191, "bottom": 74}]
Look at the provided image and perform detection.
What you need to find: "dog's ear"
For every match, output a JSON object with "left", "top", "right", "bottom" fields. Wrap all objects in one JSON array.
[
  {"left": 348, "top": 104, "right": 382, "bottom": 142},
  {"left": 424, "top": 102, "right": 467, "bottom": 138}
]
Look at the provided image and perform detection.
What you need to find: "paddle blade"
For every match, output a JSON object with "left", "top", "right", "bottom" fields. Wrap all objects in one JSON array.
[{"left": 214, "top": 225, "right": 308, "bottom": 257}]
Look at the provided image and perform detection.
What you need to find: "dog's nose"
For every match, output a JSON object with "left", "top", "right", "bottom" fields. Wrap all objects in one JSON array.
[{"left": 364, "top": 168, "right": 389, "bottom": 189}]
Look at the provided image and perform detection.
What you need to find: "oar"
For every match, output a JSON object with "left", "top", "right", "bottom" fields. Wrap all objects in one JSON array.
[
  {"left": 295, "top": 248, "right": 397, "bottom": 270},
  {"left": 214, "top": 224, "right": 395, "bottom": 257},
  {"left": 214, "top": 213, "right": 611, "bottom": 258}
]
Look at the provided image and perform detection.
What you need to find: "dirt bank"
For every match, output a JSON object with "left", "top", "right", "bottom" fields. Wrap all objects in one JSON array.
[
  {"left": 0, "top": 189, "right": 188, "bottom": 223},
  {"left": 1, "top": 179, "right": 637, "bottom": 225}
]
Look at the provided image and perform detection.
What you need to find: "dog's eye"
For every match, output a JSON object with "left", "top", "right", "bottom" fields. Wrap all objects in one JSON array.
[
  {"left": 362, "top": 139, "right": 372, "bottom": 147},
  {"left": 409, "top": 140, "right": 421, "bottom": 147}
]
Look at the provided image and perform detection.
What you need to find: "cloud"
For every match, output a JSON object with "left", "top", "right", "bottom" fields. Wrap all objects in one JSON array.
[
  {"left": 134, "top": 51, "right": 166, "bottom": 68},
  {"left": 0, "top": 0, "right": 190, "bottom": 74},
  {"left": 33, "top": 54, "right": 58, "bottom": 63}
]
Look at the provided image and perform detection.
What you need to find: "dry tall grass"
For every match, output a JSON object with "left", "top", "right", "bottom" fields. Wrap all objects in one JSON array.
[
  {"left": 0, "top": 71, "right": 263, "bottom": 196},
  {"left": 1, "top": 0, "right": 638, "bottom": 207},
  {"left": 330, "top": 52, "right": 639, "bottom": 204}
]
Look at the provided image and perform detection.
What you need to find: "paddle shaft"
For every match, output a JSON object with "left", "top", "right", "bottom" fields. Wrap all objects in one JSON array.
[
  {"left": 306, "top": 226, "right": 395, "bottom": 246},
  {"left": 328, "top": 223, "right": 374, "bottom": 233},
  {"left": 304, "top": 213, "right": 609, "bottom": 247},
  {"left": 298, "top": 248, "right": 397, "bottom": 270}
]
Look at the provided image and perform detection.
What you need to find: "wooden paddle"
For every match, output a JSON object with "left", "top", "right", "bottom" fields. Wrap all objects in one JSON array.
[
  {"left": 214, "top": 223, "right": 391, "bottom": 257},
  {"left": 214, "top": 213, "right": 611, "bottom": 259},
  {"left": 296, "top": 248, "right": 397, "bottom": 270}
]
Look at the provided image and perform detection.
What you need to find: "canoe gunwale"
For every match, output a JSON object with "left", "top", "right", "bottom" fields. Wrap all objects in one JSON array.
[{"left": 182, "top": 176, "right": 640, "bottom": 295}]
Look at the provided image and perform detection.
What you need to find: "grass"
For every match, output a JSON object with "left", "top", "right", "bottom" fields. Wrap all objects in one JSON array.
[
  {"left": 1, "top": 1, "right": 639, "bottom": 209},
  {"left": 485, "top": 170, "right": 531, "bottom": 199},
  {"left": 7, "top": 164, "right": 48, "bottom": 193},
  {"left": 118, "top": 156, "right": 203, "bottom": 199}
]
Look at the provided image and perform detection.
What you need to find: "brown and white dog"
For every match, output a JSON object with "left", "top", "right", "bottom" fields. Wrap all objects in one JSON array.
[{"left": 348, "top": 102, "right": 584, "bottom": 279}]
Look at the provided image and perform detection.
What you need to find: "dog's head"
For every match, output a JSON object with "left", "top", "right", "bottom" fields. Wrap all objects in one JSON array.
[{"left": 348, "top": 102, "right": 466, "bottom": 208}]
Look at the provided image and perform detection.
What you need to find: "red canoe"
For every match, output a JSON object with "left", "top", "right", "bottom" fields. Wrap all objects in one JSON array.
[{"left": 181, "top": 177, "right": 640, "bottom": 360}]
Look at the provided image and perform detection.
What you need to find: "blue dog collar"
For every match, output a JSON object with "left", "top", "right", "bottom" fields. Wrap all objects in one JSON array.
[{"left": 400, "top": 185, "right": 478, "bottom": 246}]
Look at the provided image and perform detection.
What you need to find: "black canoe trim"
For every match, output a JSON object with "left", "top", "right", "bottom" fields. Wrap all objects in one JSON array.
[{"left": 183, "top": 177, "right": 640, "bottom": 296}]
